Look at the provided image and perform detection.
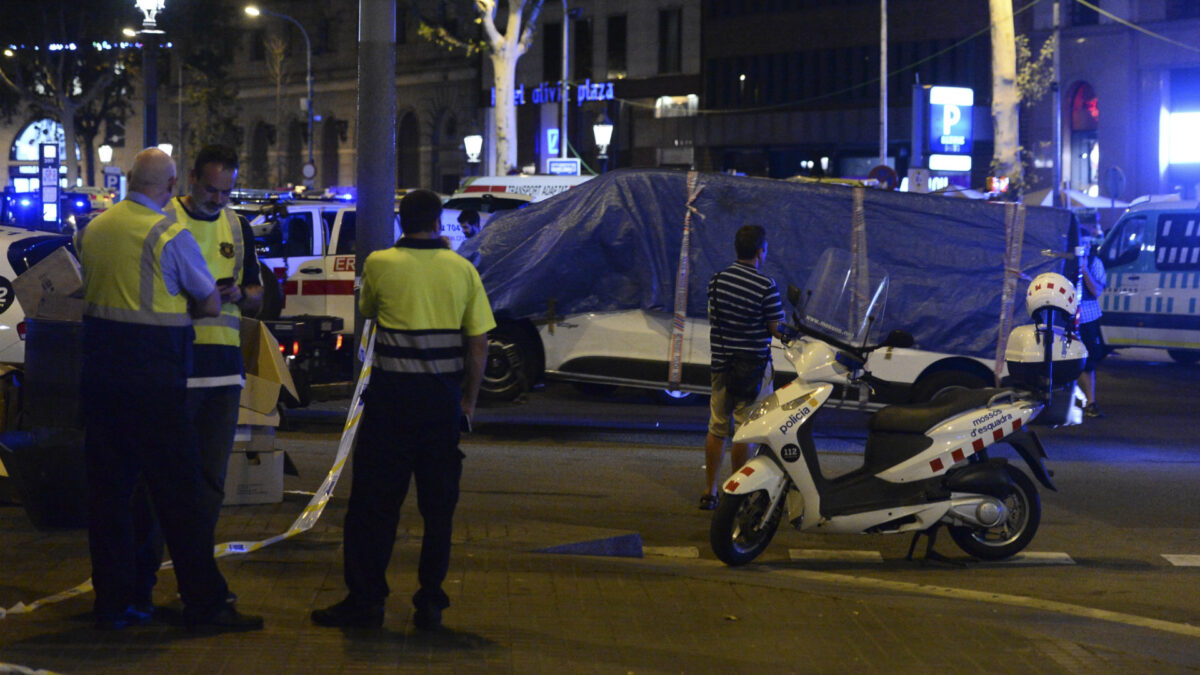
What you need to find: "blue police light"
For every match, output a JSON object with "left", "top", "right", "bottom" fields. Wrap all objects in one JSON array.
[{"left": 18, "top": 198, "right": 32, "bottom": 208}]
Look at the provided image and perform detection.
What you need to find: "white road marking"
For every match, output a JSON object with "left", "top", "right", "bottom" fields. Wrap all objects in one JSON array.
[
  {"left": 643, "top": 546, "right": 700, "bottom": 558},
  {"left": 788, "top": 549, "right": 883, "bottom": 563},
  {"left": 978, "top": 551, "right": 1075, "bottom": 565},
  {"left": 1162, "top": 554, "right": 1200, "bottom": 567}
]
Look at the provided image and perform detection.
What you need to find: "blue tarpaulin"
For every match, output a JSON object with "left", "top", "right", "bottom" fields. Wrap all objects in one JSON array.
[{"left": 458, "top": 169, "right": 1072, "bottom": 358}]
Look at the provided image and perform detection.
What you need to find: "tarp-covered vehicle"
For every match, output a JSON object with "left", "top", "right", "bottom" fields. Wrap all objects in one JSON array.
[{"left": 458, "top": 169, "right": 1074, "bottom": 405}]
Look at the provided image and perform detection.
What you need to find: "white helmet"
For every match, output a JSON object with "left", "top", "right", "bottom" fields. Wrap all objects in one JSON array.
[{"left": 1026, "top": 272, "right": 1077, "bottom": 321}]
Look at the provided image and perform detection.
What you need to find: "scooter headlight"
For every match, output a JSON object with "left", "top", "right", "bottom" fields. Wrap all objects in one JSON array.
[{"left": 748, "top": 394, "right": 778, "bottom": 421}]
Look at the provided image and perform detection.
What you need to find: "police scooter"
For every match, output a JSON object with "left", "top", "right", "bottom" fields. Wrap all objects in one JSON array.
[{"left": 710, "top": 250, "right": 1084, "bottom": 566}]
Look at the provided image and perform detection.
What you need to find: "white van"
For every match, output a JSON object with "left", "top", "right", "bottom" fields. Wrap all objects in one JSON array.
[
  {"left": 440, "top": 175, "right": 592, "bottom": 234},
  {"left": 1097, "top": 200, "right": 1200, "bottom": 363}
]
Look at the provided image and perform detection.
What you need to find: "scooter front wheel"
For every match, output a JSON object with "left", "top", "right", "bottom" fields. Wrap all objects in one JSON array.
[
  {"left": 710, "top": 489, "right": 783, "bottom": 566},
  {"left": 947, "top": 465, "right": 1041, "bottom": 560}
]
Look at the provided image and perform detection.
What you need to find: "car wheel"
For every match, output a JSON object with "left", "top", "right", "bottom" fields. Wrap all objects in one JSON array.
[
  {"left": 911, "top": 370, "right": 989, "bottom": 403},
  {"left": 1167, "top": 349, "right": 1200, "bottom": 365},
  {"left": 480, "top": 332, "right": 529, "bottom": 401}
]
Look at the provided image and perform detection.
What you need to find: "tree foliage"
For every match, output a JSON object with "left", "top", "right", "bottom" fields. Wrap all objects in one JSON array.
[{"left": 0, "top": 0, "right": 140, "bottom": 184}]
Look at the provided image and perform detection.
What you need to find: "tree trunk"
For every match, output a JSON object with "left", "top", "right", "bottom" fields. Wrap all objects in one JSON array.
[
  {"left": 61, "top": 103, "right": 79, "bottom": 187},
  {"left": 990, "top": 0, "right": 1021, "bottom": 186},
  {"left": 492, "top": 52, "right": 518, "bottom": 175}
]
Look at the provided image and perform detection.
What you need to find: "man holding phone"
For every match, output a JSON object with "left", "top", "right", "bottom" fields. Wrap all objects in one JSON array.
[{"left": 166, "top": 145, "right": 263, "bottom": 534}]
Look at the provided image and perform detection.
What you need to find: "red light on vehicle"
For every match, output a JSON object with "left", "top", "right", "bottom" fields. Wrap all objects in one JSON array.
[
  {"left": 16, "top": 321, "right": 26, "bottom": 340},
  {"left": 335, "top": 334, "right": 344, "bottom": 350},
  {"left": 278, "top": 343, "right": 286, "bottom": 354},
  {"left": 291, "top": 340, "right": 300, "bottom": 356}
]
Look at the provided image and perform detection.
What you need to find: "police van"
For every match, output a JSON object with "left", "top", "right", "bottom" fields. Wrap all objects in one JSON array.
[{"left": 1098, "top": 199, "right": 1200, "bottom": 363}]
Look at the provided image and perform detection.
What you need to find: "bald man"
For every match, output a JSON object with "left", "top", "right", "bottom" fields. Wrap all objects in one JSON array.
[{"left": 76, "top": 148, "right": 262, "bottom": 632}]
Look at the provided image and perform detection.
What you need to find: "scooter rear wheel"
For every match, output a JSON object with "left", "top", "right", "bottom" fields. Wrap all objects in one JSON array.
[
  {"left": 710, "top": 489, "right": 783, "bottom": 566},
  {"left": 947, "top": 465, "right": 1041, "bottom": 560}
]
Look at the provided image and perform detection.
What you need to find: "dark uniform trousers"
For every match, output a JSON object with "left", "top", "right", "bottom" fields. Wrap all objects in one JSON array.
[
  {"left": 82, "top": 319, "right": 230, "bottom": 619},
  {"left": 343, "top": 370, "right": 464, "bottom": 613}
]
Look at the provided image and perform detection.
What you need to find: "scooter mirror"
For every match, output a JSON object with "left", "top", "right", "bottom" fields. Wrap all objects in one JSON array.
[
  {"left": 787, "top": 284, "right": 801, "bottom": 306},
  {"left": 880, "top": 329, "right": 914, "bottom": 348}
]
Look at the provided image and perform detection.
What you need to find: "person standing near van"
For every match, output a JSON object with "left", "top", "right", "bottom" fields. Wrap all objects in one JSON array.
[
  {"left": 700, "top": 225, "right": 785, "bottom": 511},
  {"left": 1076, "top": 216, "right": 1107, "bottom": 418},
  {"left": 312, "top": 189, "right": 495, "bottom": 631}
]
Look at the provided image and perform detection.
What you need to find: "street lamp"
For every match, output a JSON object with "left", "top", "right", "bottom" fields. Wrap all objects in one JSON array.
[
  {"left": 246, "top": 4, "right": 315, "bottom": 183},
  {"left": 97, "top": 144, "right": 113, "bottom": 165},
  {"left": 134, "top": 0, "right": 166, "bottom": 148},
  {"left": 463, "top": 134, "right": 483, "bottom": 163},
  {"left": 592, "top": 117, "right": 612, "bottom": 172}
]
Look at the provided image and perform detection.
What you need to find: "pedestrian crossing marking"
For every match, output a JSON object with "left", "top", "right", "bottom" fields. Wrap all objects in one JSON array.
[
  {"left": 1163, "top": 554, "right": 1200, "bottom": 567},
  {"left": 789, "top": 549, "right": 883, "bottom": 563},
  {"left": 643, "top": 546, "right": 700, "bottom": 558}
]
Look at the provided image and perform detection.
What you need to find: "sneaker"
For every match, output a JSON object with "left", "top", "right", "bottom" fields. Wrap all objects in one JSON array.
[
  {"left": 413, "top": 606, "right": 442, "bottom": 631},
  {"left": 95, "top": 604, "right": 154, "bottom": 630},
  {"left": 1084, "top": 403, "right": 1104, "bottom": 418},
  {"left": 699, "top": 494, "right": 720, "bottom": 511},
  {"left": 185, "top": 605, "right": 264, "bottom": 633},
  {"left": 311, "top": 597, "right": 385, "bottom": 628}
]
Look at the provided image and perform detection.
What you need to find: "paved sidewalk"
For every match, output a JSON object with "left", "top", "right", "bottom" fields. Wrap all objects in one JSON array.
[{"left": 1, "top": 434, "right": 1194, "bottom": 674}]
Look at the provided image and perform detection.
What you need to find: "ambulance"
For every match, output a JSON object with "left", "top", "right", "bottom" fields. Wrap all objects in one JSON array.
[
  {"left": 441, "top": 175, "right": 592, "bottom": 233},
  {"left": 234, "top": 192, "right": 466, "bottom": 329}
]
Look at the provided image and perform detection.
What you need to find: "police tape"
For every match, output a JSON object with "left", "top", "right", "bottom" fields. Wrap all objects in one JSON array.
[{"left": 0, "top": 321, "right": 376, "bottom": 620}]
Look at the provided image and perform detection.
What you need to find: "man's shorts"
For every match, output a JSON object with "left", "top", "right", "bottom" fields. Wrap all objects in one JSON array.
[
  {"left": 1079, "top": 319, "right": 1103, "bottom": 373},
  {"left": 708, "top": 362, "right": 774, "bottom": 439}
]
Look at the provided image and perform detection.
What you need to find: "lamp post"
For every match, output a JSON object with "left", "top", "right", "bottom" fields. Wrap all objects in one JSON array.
[
  {"left": 134, "top": 0, "right": 166, "bottom": 149},
  {"left": 246, "top": 5, "right": 315, "bottom": 182}
]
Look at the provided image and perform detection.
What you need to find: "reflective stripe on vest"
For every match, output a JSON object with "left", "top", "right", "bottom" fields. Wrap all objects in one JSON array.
[
  {"left": 169, "top": 200, "right": 244, "bottom": 346},
  {"left": 374, "top": 328, "right": 464, "bottom": 375},
  {"left": 79, "top": 200, "right": 191, "bottom": 326}
]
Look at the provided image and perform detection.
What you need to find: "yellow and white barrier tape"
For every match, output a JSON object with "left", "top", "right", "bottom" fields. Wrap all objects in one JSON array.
[
  {"left": 668, "top": 171, "right": 704, "bottom": 390},
  {"left": 0, "top": 321, "right": 377, "bottom": 619}
]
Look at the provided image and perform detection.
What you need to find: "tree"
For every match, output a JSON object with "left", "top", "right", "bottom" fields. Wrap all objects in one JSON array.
[
  {"left": 422, "top": 0, "right": 546, "bottom": 175},
  {"left": 265, "top": 35, "right": 289, "bottom": 186},
  {"left": 989, "top": 0, "right": 1020, "bottom": 191},
  {"left": 0, "top": 0, "right": 139, "bottom": 186},
  {"left": 159, "top": 0, "right": 245, "bottom": 179}
]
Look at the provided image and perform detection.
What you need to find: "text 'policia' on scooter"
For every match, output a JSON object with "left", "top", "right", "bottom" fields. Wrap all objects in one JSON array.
[{"left": 710, "top": 248, "right": 1086, "bottom": 566}]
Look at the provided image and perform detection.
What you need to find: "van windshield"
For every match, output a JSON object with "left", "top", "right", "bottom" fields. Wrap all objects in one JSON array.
[{"left": 1099, "top": 215, "right": 1146, "bottom": 268}]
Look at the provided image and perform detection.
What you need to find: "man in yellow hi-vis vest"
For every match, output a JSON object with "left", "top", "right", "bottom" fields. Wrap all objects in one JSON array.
[
  {"left": 167, "top": 145, "right": 263, "bottom": 534},
  {"left": 312, "top": 189, "right": 494, "bottom": 632},
  {"left": 77, "top": 148, "right": 262, "bottom": 632}
]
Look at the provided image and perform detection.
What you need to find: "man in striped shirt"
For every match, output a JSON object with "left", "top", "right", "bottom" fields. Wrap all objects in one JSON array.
[
  {"left": 312, "top": 190, "right": 495, "bottom": 631},
  {"left": 701, "top": 225, "right": 785, "bottom": 510}
]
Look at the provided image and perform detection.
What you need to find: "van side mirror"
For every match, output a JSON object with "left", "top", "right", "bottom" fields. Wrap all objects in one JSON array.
[
  {"left": 880, "top": 329, "right": 914, "bottom": 348},
  {"left": 787, "top": 284, "right": 801, "bottom": 306}
]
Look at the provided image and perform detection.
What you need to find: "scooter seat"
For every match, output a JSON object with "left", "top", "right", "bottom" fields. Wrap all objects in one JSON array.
[{"left": 868, "top": 388, "right": 1010, "bottom": 434}]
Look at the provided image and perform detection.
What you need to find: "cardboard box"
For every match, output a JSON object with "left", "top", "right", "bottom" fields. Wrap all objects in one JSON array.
[
  {"left": 236, "top": 407, "right": 280, "bottom": 427},
  {"left": 233, "top": 425, "right": 275, "bottom": 453},
  {"left": 238, "top": 319, "right": 298, "bottom": 413},
  {"left": 13, "top": 247, "right": 84, "bottom": 321},
  {"left": 223, "top": 449, "right": 284, "bottom": 505}
]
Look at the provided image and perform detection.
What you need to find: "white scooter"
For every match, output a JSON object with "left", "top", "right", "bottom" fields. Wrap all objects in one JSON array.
[{"left": 710, "top": 250, "right": 1084, "bottom": 566}]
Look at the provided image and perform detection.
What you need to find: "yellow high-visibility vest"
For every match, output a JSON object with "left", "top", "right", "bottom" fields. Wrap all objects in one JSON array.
[
  {"left": 168, "top": 198, "right": 243, "bottom": 347},
  {"left": 78, "top": 199, "right": 191, "bottom": 326}
]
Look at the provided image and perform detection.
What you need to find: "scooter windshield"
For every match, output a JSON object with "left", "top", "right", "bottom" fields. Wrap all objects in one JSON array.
[{"left": 796, "top": 248, "right": 889, "bottom": 346}]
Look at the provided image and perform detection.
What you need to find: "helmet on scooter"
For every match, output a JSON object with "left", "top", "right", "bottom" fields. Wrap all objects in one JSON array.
[{"left": 1025, "top": 272, "right": 1077, "bottom": 322}]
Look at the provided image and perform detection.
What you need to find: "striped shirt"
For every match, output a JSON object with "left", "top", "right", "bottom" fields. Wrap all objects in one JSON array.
[{"left": 708, "top": 262, "right": 784, "bottom": 371}]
